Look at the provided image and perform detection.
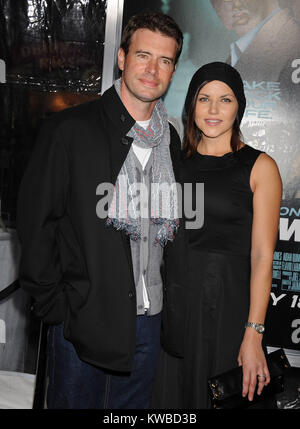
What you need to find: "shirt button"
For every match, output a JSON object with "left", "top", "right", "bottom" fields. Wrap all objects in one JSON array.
[
  {"left": 128, "top": 291, "right": 134, "bottom": 299},
  {"left": 143, "top": 237, "right": 147, "bottom": 242},
  {"left": 143, "top": 269, "right": 147, "bottom": 275},
  {"left": 120, "top": 114, "right": 126, "bottom": 122}
]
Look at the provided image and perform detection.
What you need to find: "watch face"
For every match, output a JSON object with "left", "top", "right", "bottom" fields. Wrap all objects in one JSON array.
[{"left": 257, "top": 325, "right": 265, "bottom": 333}]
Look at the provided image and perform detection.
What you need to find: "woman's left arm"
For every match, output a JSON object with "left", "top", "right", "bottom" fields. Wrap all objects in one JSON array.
[{"left": 238, "top": 153, "right": 282, "bottom": 402}]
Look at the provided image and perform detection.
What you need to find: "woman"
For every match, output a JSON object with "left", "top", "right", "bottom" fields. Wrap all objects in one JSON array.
[{"left": 152, "top": 62, "right": 282, "bottom": 409}]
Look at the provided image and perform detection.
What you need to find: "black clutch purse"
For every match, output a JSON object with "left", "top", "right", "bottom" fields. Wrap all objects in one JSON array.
[{"left": 207, "top": 348, "right": 290, "bottom": 409}]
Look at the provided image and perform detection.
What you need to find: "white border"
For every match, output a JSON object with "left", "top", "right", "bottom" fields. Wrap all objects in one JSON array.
[{"left": 101, "top": 0, "right": 124, "bottom": 94}]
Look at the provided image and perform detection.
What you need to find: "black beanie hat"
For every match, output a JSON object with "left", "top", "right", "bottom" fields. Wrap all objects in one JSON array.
[{"left": 184, "top": 62, "right": 246, "bottom": 124}]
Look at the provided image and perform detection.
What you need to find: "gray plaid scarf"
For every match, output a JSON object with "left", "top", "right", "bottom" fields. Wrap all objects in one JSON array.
[{"left": 105, "top": 78, "right": 179, "bottom": 246}]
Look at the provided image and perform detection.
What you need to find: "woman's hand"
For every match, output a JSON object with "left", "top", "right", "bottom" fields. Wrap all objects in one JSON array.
[{"left": 237, "top": 330, "right": 270, "bottom": 402}]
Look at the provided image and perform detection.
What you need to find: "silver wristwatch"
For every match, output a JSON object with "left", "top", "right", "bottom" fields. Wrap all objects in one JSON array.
[{"left": 245, "top": 322, "right": 265, "bottom": 334}]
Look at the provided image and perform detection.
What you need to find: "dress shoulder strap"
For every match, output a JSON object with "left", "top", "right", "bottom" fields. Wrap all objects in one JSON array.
[
  {"left": 236, "top": 144, "right": 264, "bottom": 170},
  {"left": 235, "top": 144, "right": 264, "bottom": 186}
]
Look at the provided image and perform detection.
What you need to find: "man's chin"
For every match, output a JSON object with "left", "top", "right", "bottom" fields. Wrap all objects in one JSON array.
[{"left": 136, "top": 95, "right": 161, "bottom": 103}]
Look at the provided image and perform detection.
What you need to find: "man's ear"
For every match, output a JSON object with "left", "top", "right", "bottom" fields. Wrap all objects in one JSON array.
[
  {"left": 170, "top": 63, "right": 177, "bottom": 81},
  {"left": 118, "top": 48, "right": 125, "bottom": 71}
]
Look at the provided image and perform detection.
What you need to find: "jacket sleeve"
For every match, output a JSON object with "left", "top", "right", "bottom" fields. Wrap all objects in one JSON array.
[
  {"left": 17, "top": 117, "right": 69, "bottom": 324},
  {"left": 161, "top": 123, "right": 186, "bottom": 357}
]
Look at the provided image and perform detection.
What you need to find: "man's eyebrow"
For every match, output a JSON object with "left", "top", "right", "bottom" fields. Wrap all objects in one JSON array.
[
  {"left": 135, "top": 50, "right": 150, "bottom": 54},
  {"left": 135, "top": 50, "right": 174, "bottom": 63}
]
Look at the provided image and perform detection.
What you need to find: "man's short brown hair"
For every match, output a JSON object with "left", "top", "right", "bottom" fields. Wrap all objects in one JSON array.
[{"left": 120, "top": 12, "right": 183, "bottom": 65}]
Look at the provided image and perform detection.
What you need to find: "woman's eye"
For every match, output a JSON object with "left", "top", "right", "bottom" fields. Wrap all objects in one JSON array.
[
  {"left": 222, "top": 98, "right": 231, "bottom": 102},
  {"left": 198, "top": 97, "right": 208, "bottom": 102}
]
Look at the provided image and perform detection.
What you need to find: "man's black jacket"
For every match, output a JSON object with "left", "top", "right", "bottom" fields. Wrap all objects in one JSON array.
[{"left": 17, "top": 85, "right": 185, "bottom": 372}]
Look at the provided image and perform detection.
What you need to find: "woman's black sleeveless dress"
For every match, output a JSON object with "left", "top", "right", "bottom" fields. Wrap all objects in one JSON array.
[
  {"left": 151, "top": 144, "right": 266, "bottom": 409},
  {"left": 181, "top": 144, "right": 263, "bottom": 408}
]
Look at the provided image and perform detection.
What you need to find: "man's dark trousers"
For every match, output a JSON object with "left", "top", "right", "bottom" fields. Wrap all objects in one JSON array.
[{"left": 46, "top": 312, "right": 161, "bottom": 409}]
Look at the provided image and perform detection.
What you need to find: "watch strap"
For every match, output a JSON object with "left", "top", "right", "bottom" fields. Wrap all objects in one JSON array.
[{"left": 245, "top": 322, "right": 265, "bottom": 334}]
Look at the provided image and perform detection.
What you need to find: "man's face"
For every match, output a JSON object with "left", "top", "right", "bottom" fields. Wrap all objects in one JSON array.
[
  {"left": 211, "top": 0, "right": 269, "bottom": 32},
  {"left": 231, "top": 0, "right": 266, "bottom": 28},
  {"left": 118, "top": 29, "right": 177, "bottom": 113}
]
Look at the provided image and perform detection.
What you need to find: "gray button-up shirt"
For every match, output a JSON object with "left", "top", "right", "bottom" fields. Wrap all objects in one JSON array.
[{"left": 130, "top": 151, "right": 164, "bottom": 316}]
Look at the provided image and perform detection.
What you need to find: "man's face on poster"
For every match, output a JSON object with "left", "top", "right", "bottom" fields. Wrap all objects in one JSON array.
[{"left": 211, "top": 0, "right": 272, "bottom": 32}]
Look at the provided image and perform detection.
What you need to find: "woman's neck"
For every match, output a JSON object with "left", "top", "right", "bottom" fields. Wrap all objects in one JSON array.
[{"left": 197, "top": 134, "right": 233, "bottom": 156}]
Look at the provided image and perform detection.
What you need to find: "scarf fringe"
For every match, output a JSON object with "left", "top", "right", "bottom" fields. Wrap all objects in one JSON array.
[{"left": 106, "top": 217, "right": 179, "bottom": 247}]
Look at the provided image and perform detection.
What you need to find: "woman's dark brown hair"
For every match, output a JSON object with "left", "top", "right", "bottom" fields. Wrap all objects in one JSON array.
[{"left": 183, "top": 81, "right": 243, "bottom": 158}]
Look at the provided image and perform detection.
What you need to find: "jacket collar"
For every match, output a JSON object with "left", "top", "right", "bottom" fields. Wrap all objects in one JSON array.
[{"left": 101, "top": 84, "right": 136, "bottom": 136}]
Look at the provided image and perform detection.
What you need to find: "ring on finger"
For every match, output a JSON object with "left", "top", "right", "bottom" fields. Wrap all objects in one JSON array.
[{"left": 257, "top": 374, "right": 267, "bottom": 382}]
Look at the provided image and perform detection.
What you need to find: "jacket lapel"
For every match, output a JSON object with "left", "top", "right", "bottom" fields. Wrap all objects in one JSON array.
[{"left": 100, "top": 86, "right": 135, "bottom": 273}]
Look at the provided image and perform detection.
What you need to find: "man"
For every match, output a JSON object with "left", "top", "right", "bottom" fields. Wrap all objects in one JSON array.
[
  {"left": 211, "top": 0, "right": 300, "bottom": 85},
  {"left": 17, "top": 12, "right": 183, "bottom": 409}
]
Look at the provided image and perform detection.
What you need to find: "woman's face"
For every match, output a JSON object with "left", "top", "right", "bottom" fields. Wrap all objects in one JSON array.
[{"left": 194, "top": 80, "right": 238, "bottom": 141}]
